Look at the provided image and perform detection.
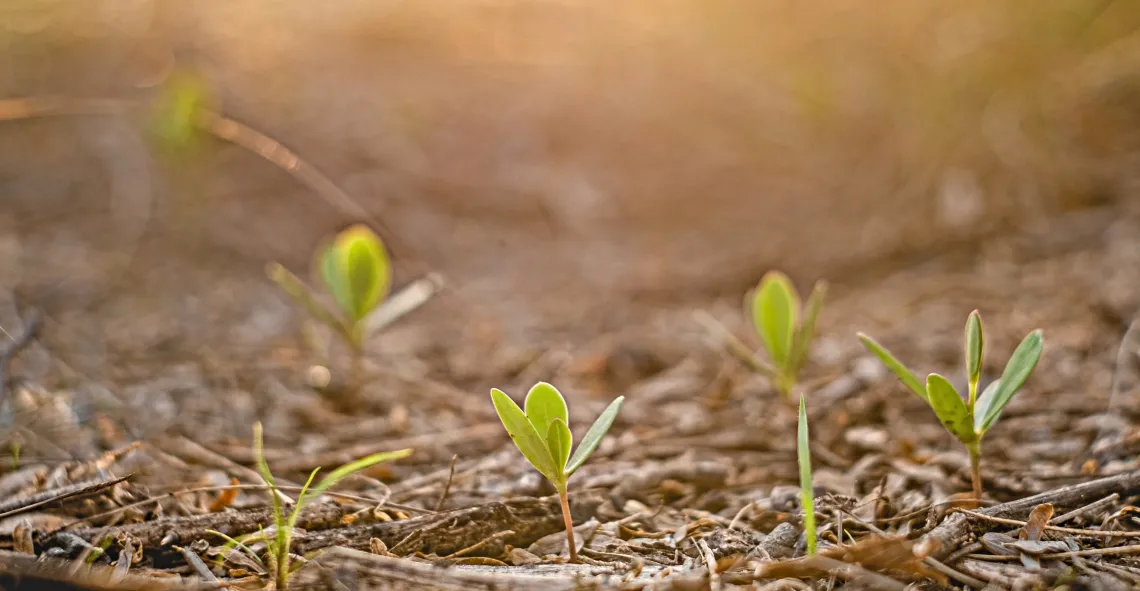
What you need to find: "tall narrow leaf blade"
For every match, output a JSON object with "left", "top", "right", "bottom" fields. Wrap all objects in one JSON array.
[
  {"left": 965, "top": 311, "right": 984, "bottom": 385},
  {"left": 566, "top": 396, "right": 624, "bottom": 476},
  {"left": 787, "top": 280, "right": 827, "bottom": 376},
  {"left": 491, "top": 389, "right": 559, "bottom": 482},
  {"left": 926, "top": 374, "right": 976, "bottom": 443},
  {"left": 797, "top": 395, "right": 817, "bottom": 555},
  {"left": 545, "top": 418, "right": 572, "bottom": 478},
  {"left": 977, "top": 330, "right": 1044, "bottom": 434},
  {"left": 750, "top": 272, "right": 800, "bottom": 368},
  {"left": 524, "top": 382, "right": 569, "bottom": 438},
  {"left": 856, "top": 333, "right": 928, "bottom": 402},
  {"left": 973, "top": 379, "right": 1001, "bottom": 433},
  {"left": 308, "top": 448, "right": 414, "bottom": 500}
]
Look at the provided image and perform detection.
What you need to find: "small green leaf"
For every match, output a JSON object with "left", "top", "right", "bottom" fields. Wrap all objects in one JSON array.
[
  {"left": 857, "top": 333, "right": 928, "bottom": 402},
  {"left": 750, "top": 271, "right": 800, "bottom": 369},
  {"left": 965, "top": 311, "right": 984, "bottom": 387},
  {"left": 566, "top": 396, "right": 624, "bottom": 476},
  {"left": 788, "top": 280, "right": 827, "bottom": 377},
  {"left": 797, "top": 394, "right": 817, "bottom": 556},
  {"left": 976, "top": 330, "right": 1044, "bottom": 434},
  {"left": 318, "top": 226, "right": 391, "bottom": 325},
  {"left": 546, "top": 418, "right": 572, "bottom": 478},
  {"left": 524, "top": 382, "right": 569, "bottom": 438},
  {"left": 926, "top": 373, "right": 976, "bottom": 443},
  {"left": 973, "top": 379, "right": 1001, "bottom": 434},
  {"left": 491, "top": 388, "right": 560, "bottom": 482}
]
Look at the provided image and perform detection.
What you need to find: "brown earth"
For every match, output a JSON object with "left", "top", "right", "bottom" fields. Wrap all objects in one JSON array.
[{"left": 5, "top": 1, "right": 1140, "bottom": 589}]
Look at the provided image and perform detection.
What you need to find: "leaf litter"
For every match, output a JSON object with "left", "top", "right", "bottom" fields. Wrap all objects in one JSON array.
[{"left": 4, "top": 209, "right": 1140, "bottom": 588}]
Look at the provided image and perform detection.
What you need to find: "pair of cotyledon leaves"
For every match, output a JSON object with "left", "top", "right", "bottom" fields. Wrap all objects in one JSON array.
[
  {"left": 749, "top": 271, "right": 826, "bottom": 383},
  {"left": 317, "top": 225, "right": 391, "bottom": 326},
  {"left": 491, "top": 383, "right": 624, "bottom": 487},
  {"left": 858, "top": 311, "right": 1044, "bottom": 444}
]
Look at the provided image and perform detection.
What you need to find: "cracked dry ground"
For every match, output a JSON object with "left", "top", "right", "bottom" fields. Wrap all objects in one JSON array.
[{"left": 6, "top": 205, "right": 1140, "bottom": 590}]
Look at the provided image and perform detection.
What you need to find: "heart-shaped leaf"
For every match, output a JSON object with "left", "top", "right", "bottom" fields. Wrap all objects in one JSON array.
[
  {"left": 524, "top": 382, "right": 569, "bottom": 439},
  {"left": 965, "top": 311, "right": 984, "bottom": 389},
  {"left": 926, "top": 373, "right": 976, "bottom": 443},
  {"left": 788, "top": 280, "right": 827, "bottom": 376},
  {"left": 857, "top": 334, "right": 928, "bottom": 402},
  {"left": 975, "top": 330, "right": 1044, "bottom": 434},
  {"left": 750, "top": 271, "right": 800, "bottom": 368},
  {"left": 566, "top": 396, "right": 624, "bottom": 476},
  {"left": 491, "top": 388, "right": 559, "bottom": 482},
  {"left": 545, "top": 418, "right": 572, "bottom": 479}
]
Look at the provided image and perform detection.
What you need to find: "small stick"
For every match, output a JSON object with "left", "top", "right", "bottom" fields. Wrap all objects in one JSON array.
[
  {"left": 441, "top": 529, "right": 515, "bottom": 559},
  {"left": 175, "top": 544, "right": 220, "bottom": 584},
  {"left": 0, "top": 473, "right": 130, "bottom": 521},
  {"left": 955, "top": 509, "right": 1140, "bottom": 538},
  {"left": 1050, "top": 493, "right": 1119, "bottom": 525},
  {"left": 434, "top": 454, "right": 458, "bottom": 512},
  {"left": 57, "top": 482, "right": 432, "bottom": 531}
]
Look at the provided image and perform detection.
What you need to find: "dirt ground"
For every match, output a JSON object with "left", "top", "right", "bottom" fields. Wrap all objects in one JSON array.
[{"left": 7, "top": 1, "right": 1140, "bottom": 589}]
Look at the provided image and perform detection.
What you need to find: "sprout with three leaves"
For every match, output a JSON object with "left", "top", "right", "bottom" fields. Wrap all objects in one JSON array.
[
  {"left": 748, "top": 271, "right": 827, "bottom": 399},
  {"left": 490, "top": 383, "right": 624, "bottom": 563},
  {"left": 857, "top": 311, "right": 1043, "bottom": 500}
]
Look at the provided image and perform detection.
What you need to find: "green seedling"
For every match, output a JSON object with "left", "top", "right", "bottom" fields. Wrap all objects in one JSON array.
[
  {"left": 858, "top": 311, "right": 1043, "bottom": 500},
  {"left": 798, "top": 394, "right": 817, "bottom": 556},
  {"left": 250, "top": 422, "right": 411, "bottom": 589},
  {"left": 269, "top": 224, "right": 392, "bottom": 389},
  {"left": 490, "top": 383, "right": 624, "bottom": 563},
  {"left": 270, "top": 224, "right": 391, "bottom": 354},
  {"left": 748, "top": 271, "right": 827, "bottom": 399}
]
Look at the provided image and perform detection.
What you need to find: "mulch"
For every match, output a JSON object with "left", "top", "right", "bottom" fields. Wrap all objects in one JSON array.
[{"left": 3, "top": 206, "right": 1140, "bottom": 590}]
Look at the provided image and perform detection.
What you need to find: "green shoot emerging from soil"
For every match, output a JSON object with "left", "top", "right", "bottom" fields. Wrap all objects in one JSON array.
[
  {"left": 748, "top": 271, "right": 827, "bottom": 400},
  {"left": 857, "top": 310, "right": 1043, "bottom": 500},
  {"left": 490, "top": 383, "right": 624, "bottom": 563},
  {"left": 797, "top": 394, "right": 817, "bottom": 556},
  {"left": 251, "top": 421, "right": 412, "bottom": 590},
  {"left": 269, "top": 224, "right": 391, "bottom": 354}
]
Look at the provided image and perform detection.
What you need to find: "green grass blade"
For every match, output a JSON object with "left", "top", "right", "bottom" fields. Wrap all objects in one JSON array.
[
  {"left": 788, "top": 280, "right": 827, "bottom": 377},
  {"left": 797, "top": 395, "right": 816, "bottom": 556},
  {"left": 926, "top": 373, "right": 976, "bottom": 444},
  {"left": 750, "top": 271, "right": 800, "bottom": 369},
  {"left": 491, "top": 388, "right": 560, "bottom": 482},
  {"left": 566, "top": 396, "right": 624, "bottom": 476},
  {"left": 856, "top": 333, "right": 928, "bottom": 402},
  {"left": 306, "top": 448, "right": 413, "bottom": 504},
  {"left": 285, "top": 467, "right": 322, "bottom": 546},
  {"left": 965, "top": 311, "right": 984, "bottom": 394},
  {"left": 545, "top": 418, "right": 572, "bottom": 478},
  {"left": 976, "top": 330, "right": 1044, "bottom": 434},
  {"left": 524, "top": 382, "right": 569, "bottom": 439},
  {"left": 252, "top": 422, "right": 286, "bottom": 535}
]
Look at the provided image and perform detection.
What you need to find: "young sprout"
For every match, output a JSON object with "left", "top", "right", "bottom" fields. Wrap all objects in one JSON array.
[
  {"left": 748, "top": 271, "right": 827, "bottom": 400},
  {"left": 797, "top": 394, "right": 817, "bottom": 556},
  {"left": 490, "top": 383, "right": 624, "bottom": 563},
  {"left": 268, "top": 224, "right": 391, "bottom": 387},
  {"left": 250, "top": 422, "right": 412, "bottom": 590},
  {"left": 858, "top": 311, "right": 1043, "bottom": 500}
]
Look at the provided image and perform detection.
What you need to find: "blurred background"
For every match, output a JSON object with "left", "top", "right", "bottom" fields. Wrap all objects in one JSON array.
[{"left": 3, "top": 0, "right": 1140, "bottom": 382}]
